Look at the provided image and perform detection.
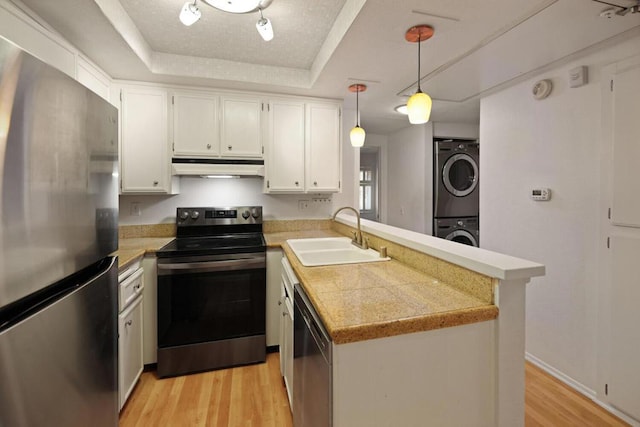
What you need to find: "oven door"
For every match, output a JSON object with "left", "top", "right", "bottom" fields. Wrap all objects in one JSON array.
[{"left": 156, "top": 253, "right": 266, "bottom": 350}]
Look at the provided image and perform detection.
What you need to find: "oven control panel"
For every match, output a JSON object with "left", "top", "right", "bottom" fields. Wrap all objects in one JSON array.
[{"left": 177, "top": 206, "right": 263, "bottom": 225}]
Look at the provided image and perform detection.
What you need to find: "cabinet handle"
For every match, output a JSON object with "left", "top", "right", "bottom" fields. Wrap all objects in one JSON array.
[
  {"left": 228, "top": 145, "right": 232, "bottom": 150},
  {"left": 126, "top": 320, "right": 133, "bottom": 326},
  {"left": 153, "top": 181, "right": 159, "bottom": 186},
  {"left": 207, "top": 144, "right": 211, "bottom": 149}
]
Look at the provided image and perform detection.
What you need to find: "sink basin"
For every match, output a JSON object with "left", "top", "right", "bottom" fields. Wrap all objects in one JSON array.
[{"left": 287, "top": 237, "right": 391, "bottom": 267}]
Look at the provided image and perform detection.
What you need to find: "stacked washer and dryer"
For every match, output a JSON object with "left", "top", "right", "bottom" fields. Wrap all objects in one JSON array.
[{"left": 433, "top": 139, "right": 480, "bottom": 247}]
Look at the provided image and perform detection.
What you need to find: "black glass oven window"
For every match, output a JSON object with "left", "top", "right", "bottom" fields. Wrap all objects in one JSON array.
[
  {"left": 448, "top": 159, "right": 476, "bottom": 192},
  {"left": 157, "top": 268, "right": 266, "bottom": 348},
  {"left": 451, "top": 235, "right": 473, "bottom": 245}
]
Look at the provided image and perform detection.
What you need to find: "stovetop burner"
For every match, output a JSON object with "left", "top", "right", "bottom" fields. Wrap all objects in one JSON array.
[{"left": 156, "top": 206, "right": 265, "bottom": 258}]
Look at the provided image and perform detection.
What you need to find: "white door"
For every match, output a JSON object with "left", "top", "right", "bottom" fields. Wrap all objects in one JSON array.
[
  {"left": 173, "top": 93, "right": 219, "bottom": 157},
  {"left": 120, "top": 87, "right": 170, "bottom": 193},
  {"left": 305, "top": 102, "right": 341, "bottom": 192},
  {"left": 266, "top": 100, "right": 305, "bottom": 192},
  {"left": 600, "top": 58, "right": 640, "bottom": 422},
  {"left": 220, "top": 96, "right": 263, "bottom": 158}
]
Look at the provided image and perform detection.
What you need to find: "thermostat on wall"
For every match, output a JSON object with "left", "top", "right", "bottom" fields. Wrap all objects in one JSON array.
[{"left": 531, "top": 188, "right": 551, "bottom": 201}]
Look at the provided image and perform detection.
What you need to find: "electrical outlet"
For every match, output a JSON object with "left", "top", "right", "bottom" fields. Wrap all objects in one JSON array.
[
  {"left": 298, "top": 200, "right": 310, "bottom": 211},
  {"left": 130, "top": 202, "right": 142, "bottom": 216}
]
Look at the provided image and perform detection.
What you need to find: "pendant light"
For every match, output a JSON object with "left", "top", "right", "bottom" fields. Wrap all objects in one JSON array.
[
  {"left": 405, "top": 25, "right": 434, "bottom": 124},
  {"left": 348, "top": 84, "right": 366, "bottom": 147}
]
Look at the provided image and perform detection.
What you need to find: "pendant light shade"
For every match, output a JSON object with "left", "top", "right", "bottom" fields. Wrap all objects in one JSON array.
[
  {"left": 350, "top": 126, "right": 365, "bottom": 147},
  {"left": 405, "top": 25, "right": 434, "bottom": 124},
  {"left": 348, "top": 84, "right": 367, "bottom": 148},
  {"left": 407, "top": 91, "right": 432, "bottom": 124}
]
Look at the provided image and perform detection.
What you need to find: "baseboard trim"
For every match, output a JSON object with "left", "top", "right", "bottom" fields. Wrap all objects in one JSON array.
[{"left": 525, "top": 352, "right": 640, "bottom": 427}]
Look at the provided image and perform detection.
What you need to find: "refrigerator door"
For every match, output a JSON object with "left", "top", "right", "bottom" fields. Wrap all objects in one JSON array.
[
  {"left": 0, "top": 37, "right": 119, "bottom": 307},
  {"left": 0, "top": 257, "right": 118, "bottom": 427}
]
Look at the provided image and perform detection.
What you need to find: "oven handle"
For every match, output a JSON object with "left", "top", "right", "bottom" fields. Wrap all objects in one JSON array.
[{"left": 157, "top": 257, "right": 266, "bottom": 275}]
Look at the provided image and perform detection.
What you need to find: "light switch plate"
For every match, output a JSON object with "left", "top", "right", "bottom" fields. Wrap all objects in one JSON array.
[{"left": 569, "top": 66, "right": 588, "bottom": 88}]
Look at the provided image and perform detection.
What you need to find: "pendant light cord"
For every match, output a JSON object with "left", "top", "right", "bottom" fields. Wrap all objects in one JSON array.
[
  {"left": 416, "top": 31, "right": 422, "bottom": 93},
  {"left": 356, "top": 88, "right": 360, "bottom": 127}
]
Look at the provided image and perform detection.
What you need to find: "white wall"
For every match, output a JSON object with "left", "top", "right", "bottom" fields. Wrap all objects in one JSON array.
[
  {"left": 386, "top": 123, "right": 433, "bottom": 234},
  {"left": 433, "top": 122, "right": 479, "bottom": 140},
  {"left": 480, "top": 34, "right": 640, "bottom": 396}
]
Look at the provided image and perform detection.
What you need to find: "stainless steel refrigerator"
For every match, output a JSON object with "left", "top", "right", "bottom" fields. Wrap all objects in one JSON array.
[{"left": 0, "top": 36, "right": 119, "bottom": 426}]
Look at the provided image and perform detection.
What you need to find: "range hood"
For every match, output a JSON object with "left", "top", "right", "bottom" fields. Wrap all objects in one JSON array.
[{"left": 172, "top": 158, "right": 265, "bottom": 177}]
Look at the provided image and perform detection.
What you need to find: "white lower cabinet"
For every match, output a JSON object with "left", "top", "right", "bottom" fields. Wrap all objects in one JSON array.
[
  {"left": 266, "top": 248, "right": 283, "bottom": 347},
  {"left": 117, "top": 262, "right": 144, "bottom": 411},
  {"left": 119, "top": 295, "right": 143, "bottom": 410},
  {"left": 280, "top": 257, "right": 296, "bottom": 409}
]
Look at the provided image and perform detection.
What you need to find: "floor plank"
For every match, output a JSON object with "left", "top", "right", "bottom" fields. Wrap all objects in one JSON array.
[{"left": 120, "top": 356, "right": 629, "bottom": 426}]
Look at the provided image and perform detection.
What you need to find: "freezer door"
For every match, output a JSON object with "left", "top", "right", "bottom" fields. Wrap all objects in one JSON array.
[{"left": 0, "top": 257, "right": 118, "bottom": 427}]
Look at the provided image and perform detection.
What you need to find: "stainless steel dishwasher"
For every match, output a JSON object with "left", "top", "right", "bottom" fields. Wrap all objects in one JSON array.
[{"left": 293, "top": 283, "right": 332, "bottom": 427}]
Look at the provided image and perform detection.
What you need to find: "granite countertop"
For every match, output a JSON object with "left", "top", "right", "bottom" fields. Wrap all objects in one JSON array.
[
  {"left": 115, "top": 237, "right": 174, "bottom": 270},
  {"left": 281, "top": 243, "right": 498, "bottom": 345}
]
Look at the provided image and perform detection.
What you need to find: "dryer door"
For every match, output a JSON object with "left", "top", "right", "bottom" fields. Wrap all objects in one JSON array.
[
  {"left": 445, "top": 229, "right": 478, "bottom": 247},
  {"left": 442, "top": 153, "right": 478, "bottom": 197}
]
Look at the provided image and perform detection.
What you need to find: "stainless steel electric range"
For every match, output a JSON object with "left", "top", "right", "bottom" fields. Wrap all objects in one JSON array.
[{"left": 155, "top": 206, "right": 266, "bottom": 378}]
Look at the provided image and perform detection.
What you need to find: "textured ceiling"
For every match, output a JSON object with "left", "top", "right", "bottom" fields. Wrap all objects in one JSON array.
[
  {"left": 120, "top": 0, "right": 346, "bottom": 69},
  {"left": 11, "top": 0, "right": 640, "bottom": 134}
]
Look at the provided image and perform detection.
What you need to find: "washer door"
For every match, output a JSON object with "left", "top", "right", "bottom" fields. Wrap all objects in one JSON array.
[
  {"left": 445, "top": 229, "right": 478, "bottom": 247},
  {"left": 442, "top": 153, "right": 478, "bottom": 197}
]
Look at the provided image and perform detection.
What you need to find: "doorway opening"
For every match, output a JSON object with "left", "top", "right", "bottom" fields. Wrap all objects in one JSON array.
[{"left": 359, "top": 147, "right": 380, "bottom": 221}]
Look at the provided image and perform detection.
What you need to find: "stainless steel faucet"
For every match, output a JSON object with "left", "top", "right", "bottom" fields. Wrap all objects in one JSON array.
[{"left": 332, "top": 206, "right": 368, "bottom": 249}]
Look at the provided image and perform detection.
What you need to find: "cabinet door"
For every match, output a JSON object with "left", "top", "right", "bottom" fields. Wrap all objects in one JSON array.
[
  {"left": 220, "top": 96, "right": 263, "bottom": 158},
  {"left": 266, "top": 100, "right": 305, "bottom": 192},
  {"left": 283, "top": 297, "right": 294, "bottom": 407},
  {"left": 173, "top": 93, "right": 220, "bottom": 157},
  {"left": 306, "top": 102, "right": 341, "bottom": 192},
  {"left": 119, "top": 295, "right": 143, "bottom": 410},
  {"left": 121, "top": 87, "right": 170, "bottom": 193}
]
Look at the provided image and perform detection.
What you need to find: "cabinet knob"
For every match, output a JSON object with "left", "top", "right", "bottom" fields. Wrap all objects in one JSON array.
[
  {"left": 228, "top": 145, "right": 232, "bottom": 150},
  {"left": 295, "top": 181, "right": 299, "bottom": 186},
  {"left": 126, "top": 320, "right": 132, "bottom": 326},
  {"left": 207, "top": 144, "right": 211, "bottom": 149},
  {"left": 153, "top": 181, "right": 159, "bottom": 186},
  {"left": 314, "top": 181, "right": 318, "bottom": 186}
]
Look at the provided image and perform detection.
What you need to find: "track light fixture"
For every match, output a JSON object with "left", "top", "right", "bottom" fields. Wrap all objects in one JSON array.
[
  {"left": 180, "top": 0, "right": 201, "bottom": 26},
  {"left": 405, "top": 25, "right": 434, "bottom": 124},
  {"left": 179, "top": 0, "right": 274, "bottom": 41},
  {"left": 349, "top": 84, "right": 367, "bottom": 148},
  {"left": 256, "top": 9, "right": 274, "bottom": 41}
]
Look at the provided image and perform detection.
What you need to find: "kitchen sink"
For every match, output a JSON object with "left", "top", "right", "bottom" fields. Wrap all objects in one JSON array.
[{"left": 287, "top": 237, "right": 390, "bottom": 267}]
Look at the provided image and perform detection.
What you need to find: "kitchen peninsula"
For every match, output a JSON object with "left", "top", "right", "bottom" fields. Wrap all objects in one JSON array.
[{"left": 268, "top": 214, "right": 544, "bottom": 427}]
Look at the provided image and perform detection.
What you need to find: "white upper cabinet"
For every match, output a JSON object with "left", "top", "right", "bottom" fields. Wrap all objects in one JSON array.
[
  {"left": 220, "top": 95, "right": 264, "bottom": 158},
  {"left": 172, "top": 92, "right": 220, "bottom": 157},
  {"left": 264, "top": 99, "right": 341, "bottom": 194},
  {"left": 265, "top": 100, "right": 306, "bottom": 192},
  {"left": 120, "top": 86, "right": 173, "bottom": 194},
  {"left": 305, "top": 102, "right": 341, "bottom": 193}
]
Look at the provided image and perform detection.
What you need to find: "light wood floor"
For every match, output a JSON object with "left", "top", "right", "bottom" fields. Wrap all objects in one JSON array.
[{"left": 120, "top": 355, "right": 629, "bottom": 427}]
